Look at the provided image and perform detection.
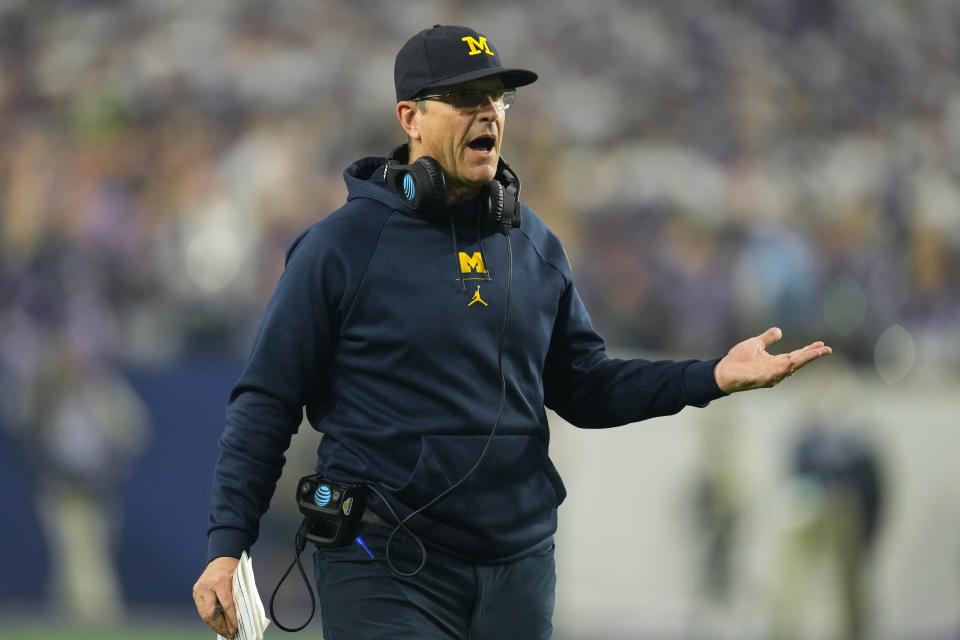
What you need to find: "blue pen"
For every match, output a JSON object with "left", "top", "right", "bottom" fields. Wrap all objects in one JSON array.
[{"left": 355, "top": 536, "right": 375, "bottom": 559}]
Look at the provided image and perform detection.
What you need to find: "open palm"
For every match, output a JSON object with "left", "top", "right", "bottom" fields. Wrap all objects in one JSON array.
[{"left": 714, "top": 327, "right": 832, "bottom": 394}]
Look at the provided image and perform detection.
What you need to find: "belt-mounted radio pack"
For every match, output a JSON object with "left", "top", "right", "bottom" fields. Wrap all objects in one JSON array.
[
  {"left": 269, "top": 476, "right": 369, "bottom": 633},
  {"left": 295, "top": 475, "right": 368, "bottom": 548}
]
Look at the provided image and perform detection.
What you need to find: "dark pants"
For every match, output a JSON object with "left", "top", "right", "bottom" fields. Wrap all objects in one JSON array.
[{"left": 313, "top": 524, "right": 556, "bottom": 639}]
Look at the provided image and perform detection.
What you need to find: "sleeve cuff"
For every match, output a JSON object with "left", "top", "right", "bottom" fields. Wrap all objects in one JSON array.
[
  {"left": 681, "top": 358, "right": 727, "bottom": 407},
  {"left": 207, "top": 527, "right": 254, "bottom": 563}
]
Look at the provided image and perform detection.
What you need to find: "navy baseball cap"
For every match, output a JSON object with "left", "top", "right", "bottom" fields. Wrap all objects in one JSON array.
[{"left": 394, "top": 25, "right": 538, "bottom": 102}]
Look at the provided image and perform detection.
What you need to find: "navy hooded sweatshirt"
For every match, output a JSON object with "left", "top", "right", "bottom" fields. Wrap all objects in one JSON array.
[{"left": 206, "top": 154, "right": 727, "bottom": 564}]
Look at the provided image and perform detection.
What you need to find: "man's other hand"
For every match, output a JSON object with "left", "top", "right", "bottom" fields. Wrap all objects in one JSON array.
[
  {"left": 193, "top": 556, "right": 240, "bottom": 638},
  {"left": 714, "top": 327, "right": 832, "bottom": 394}
]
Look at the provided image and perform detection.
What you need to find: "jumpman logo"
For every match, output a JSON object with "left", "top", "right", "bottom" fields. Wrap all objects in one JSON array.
[{"left": 468, "top": 285, "right": 488, "bottom": 307}]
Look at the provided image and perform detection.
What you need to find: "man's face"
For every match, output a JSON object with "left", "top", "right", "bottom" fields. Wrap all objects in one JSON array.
[{"left": 408, "top": 76, "right": 507, "bottom": 190}]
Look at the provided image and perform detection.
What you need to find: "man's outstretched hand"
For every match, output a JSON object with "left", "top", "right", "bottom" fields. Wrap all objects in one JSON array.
[{"left": 714, "top": 327, "right": 832, "bottom": 394}]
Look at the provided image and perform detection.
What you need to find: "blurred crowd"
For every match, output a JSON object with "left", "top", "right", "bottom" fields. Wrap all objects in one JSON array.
[
  {"left": 559, "top": 0, "right": 960, "bottom": 373},
  {"left": 0, "top": 1, "right": 957, "bottom": 634},
  {"left": 2, "top": 0, "right": 958, "bottom": 378}
]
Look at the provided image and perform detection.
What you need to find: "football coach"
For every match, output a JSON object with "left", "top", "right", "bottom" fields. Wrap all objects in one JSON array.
[{"left": 193, "top": 25, "right": 831, "bottom": 639}]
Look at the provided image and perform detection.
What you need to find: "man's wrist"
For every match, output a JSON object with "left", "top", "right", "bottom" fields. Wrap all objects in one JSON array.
[
  {"left": 683, "top": 358, "right": 728, "bottom": 407},
  {"left": 207, "top": 527, "right": 253, "bottom": 564}
]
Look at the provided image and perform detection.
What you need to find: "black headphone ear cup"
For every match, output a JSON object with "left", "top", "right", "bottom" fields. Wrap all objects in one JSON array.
[
  {"left": 487, "top": 179, "right": 505, "bottom": 232},
  {"left": 493, "top": 158, "right": 521, "bottom": 233},
  {"left": 384, "top": 159, "right": 411, "bottom": 205},
  {"left": 484, "top": 178, "right": 522, "bottom": 234},
  {"left": 411, "top": 156, "right": 446, "bottom": 212},
  {"left": 384, "top": 145, "right": 446, "bottom": 213}
]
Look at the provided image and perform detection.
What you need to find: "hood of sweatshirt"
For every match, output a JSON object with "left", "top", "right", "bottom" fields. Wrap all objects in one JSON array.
[{"left": 344, "top": 155, "right": 409, "bottom": 211}]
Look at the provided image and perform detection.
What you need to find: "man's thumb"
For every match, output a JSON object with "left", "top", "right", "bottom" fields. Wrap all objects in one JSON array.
[{"left": 758, "top": 326, "right": 783, "bottom": 348}]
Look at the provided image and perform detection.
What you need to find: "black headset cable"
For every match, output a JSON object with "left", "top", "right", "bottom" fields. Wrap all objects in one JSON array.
[{"left": 378, "top": 226, "right": 514, "bottom": 577}]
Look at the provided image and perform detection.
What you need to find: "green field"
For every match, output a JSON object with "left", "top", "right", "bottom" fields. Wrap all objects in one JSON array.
[{"left": 0, "top": 628, "right": 219, "bottom": 640}]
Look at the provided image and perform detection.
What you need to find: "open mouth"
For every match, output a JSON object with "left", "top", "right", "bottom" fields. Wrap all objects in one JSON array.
[{"left": 467, "top": 134, "right": 496, "bottom": 153}]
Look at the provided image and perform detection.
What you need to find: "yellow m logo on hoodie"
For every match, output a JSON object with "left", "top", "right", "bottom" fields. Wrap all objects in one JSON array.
[{"left": 459, "top": 251, "right": 487, "bottom": 274}]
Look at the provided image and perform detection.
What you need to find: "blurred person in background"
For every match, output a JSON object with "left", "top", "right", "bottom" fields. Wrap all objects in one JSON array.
[
  {"left": 1, "top": 330, "right": 148, "bottom": 625},
  {"left": 30, "top": 345, "right": 149, "bottom": 625},
  {"left": 0, "top": 164, "right": 150, "bottom": 625},
  {"left": 687, "top": 410, "right": 746, "bottom": 639},
  {"left": 193, "top": 25, "right": 831, "bottom": 640},
  {"left": 772, "top": 421, "right": 885, "bottom": 640}
]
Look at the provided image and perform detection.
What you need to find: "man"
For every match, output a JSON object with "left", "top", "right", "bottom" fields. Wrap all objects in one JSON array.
[{"left": 193, "top": 25, "right": 831, "bottom": 639}]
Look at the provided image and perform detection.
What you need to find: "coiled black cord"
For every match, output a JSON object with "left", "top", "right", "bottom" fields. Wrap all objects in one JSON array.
[{"left": 269, "top": 523, "right": 315, "bottom": 632}]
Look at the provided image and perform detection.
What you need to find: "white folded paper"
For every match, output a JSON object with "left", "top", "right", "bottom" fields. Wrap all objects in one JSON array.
[{"left": 217, "top": 551, "right": 271, "bottom": 640}]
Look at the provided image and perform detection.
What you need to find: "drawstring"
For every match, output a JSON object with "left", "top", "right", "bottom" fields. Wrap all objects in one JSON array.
[{"left": 449, "top": 216, "right": 466, "bottom": 293}]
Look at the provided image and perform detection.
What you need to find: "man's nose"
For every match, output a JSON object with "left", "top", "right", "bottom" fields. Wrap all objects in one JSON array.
[{"left": 477, "top": 95, "right": 499, "bottom": 120}]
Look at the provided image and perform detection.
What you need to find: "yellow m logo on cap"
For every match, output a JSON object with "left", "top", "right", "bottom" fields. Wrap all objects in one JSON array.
[{"left": 461, "top": 36, "right": 494, "bottom": 57}]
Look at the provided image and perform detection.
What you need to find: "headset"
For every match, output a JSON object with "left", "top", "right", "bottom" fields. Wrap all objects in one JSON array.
[
  {"left": 383, "top": 144, "right": 522, "bottom": 235},
  {"left": 270, "top": 146, "right": 522, "bottom": 633}
]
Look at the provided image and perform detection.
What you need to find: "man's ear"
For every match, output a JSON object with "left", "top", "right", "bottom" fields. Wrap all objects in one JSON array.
[{"left": 396, "top": 101, "right": 421, "bottom": 142}]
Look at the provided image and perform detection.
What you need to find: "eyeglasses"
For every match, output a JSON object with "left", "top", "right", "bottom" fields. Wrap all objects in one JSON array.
[{"left": 416, "top": 88, "right": 516, "bottom": 113}]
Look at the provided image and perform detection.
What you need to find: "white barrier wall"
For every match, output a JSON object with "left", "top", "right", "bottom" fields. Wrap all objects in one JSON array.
[{"left": 550, "top": 361, "right": 960, "bottom": 640}]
